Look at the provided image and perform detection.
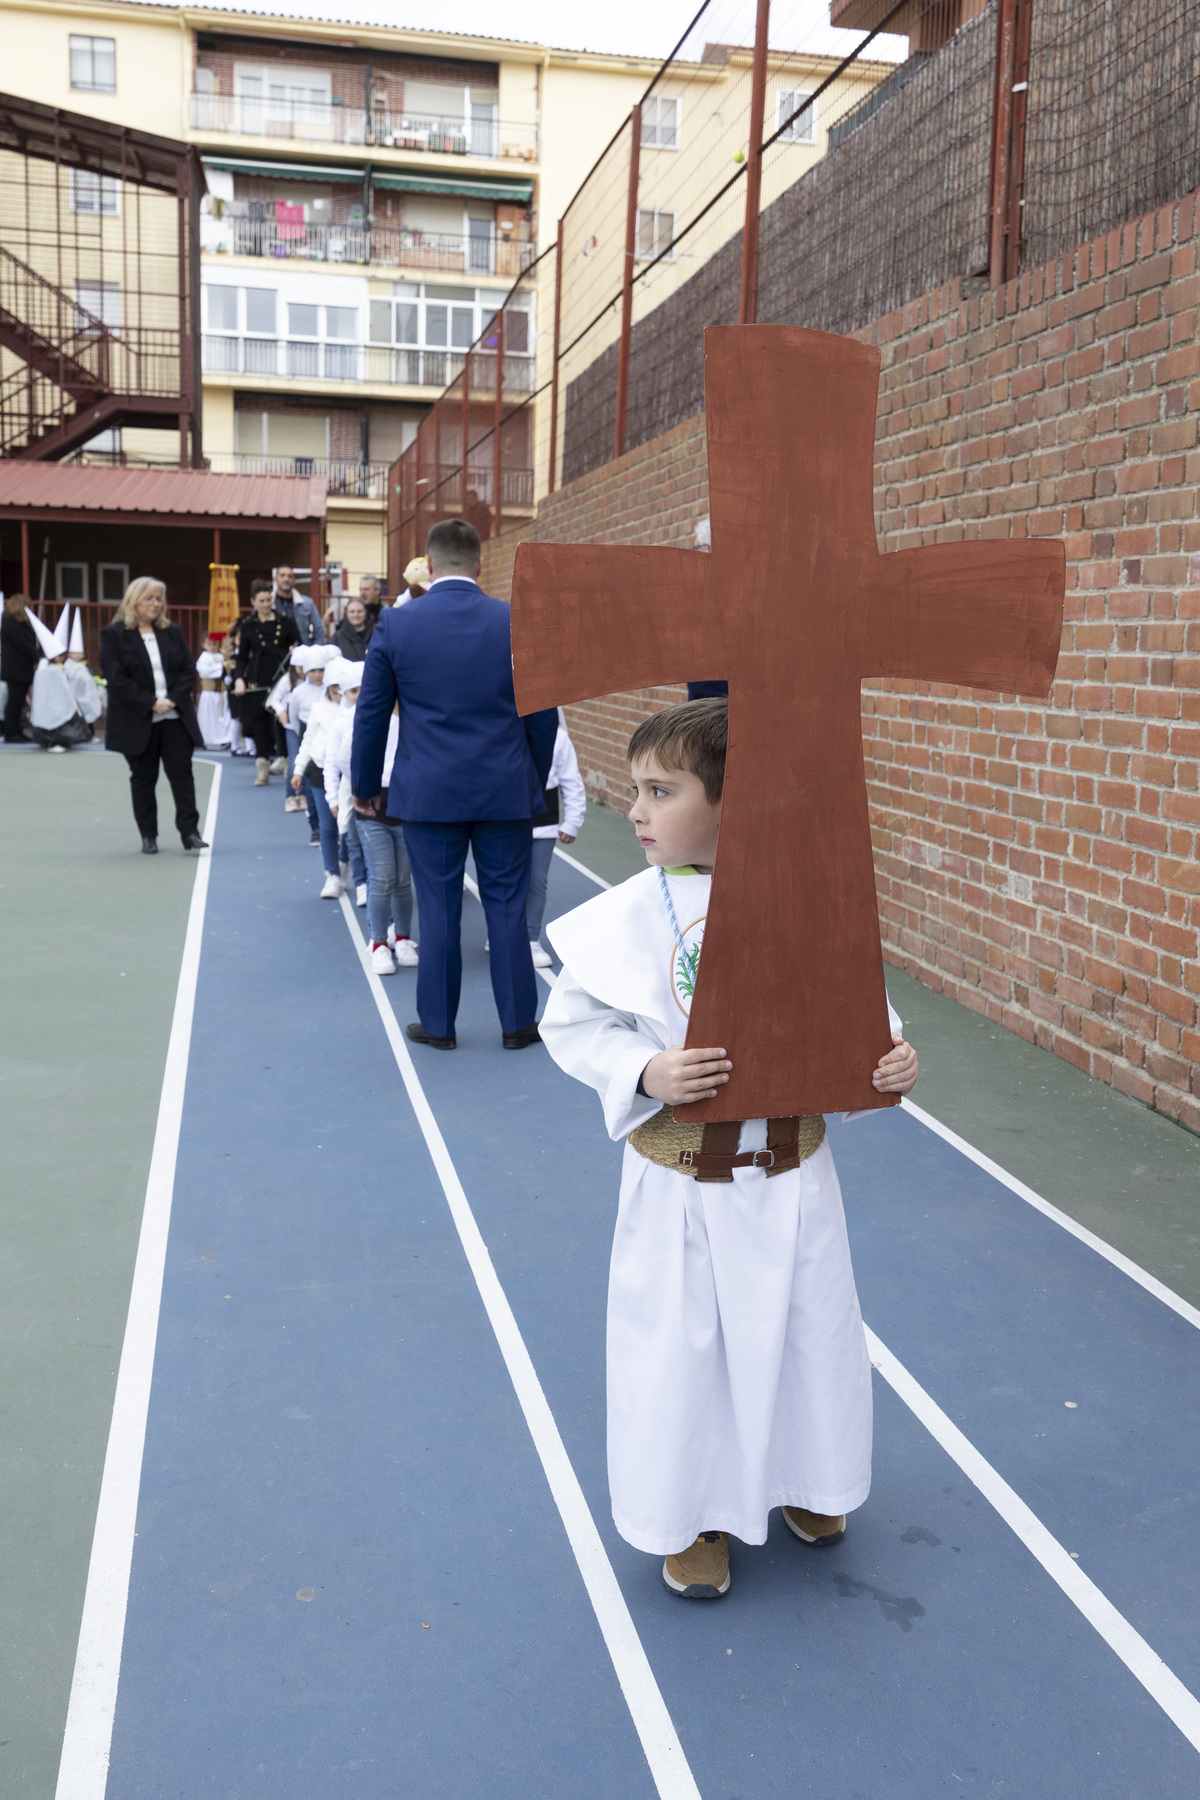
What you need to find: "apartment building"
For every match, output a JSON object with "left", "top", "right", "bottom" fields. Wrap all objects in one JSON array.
[{"left": 1, "top": 0, "right": 663, "bottom": 585}]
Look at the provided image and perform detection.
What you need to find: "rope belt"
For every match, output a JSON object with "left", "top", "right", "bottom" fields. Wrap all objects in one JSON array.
[
  {"left": 628, "top": 1107, "right": 826, "bottom": 1182},
  {"left": 198, "top": 678, "right": 224, "bottom": 691}
]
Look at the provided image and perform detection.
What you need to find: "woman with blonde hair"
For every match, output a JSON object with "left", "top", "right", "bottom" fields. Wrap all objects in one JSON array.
[{"left": 99, "top": 577, "right": 207, "bottom": 855}]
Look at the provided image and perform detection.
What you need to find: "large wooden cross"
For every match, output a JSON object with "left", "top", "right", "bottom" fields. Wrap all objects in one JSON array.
[{"left": 511, "top": 327, "right": 1064, "bottom": 1120}]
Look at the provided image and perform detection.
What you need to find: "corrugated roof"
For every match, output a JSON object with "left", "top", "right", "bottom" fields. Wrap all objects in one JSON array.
[{"left": 0, "top": 461, "right": 326, "bottom": 523}]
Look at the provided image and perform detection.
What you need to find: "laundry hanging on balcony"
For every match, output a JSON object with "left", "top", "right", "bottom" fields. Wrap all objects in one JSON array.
[{"left": 274, "top": 198, "right": 306, "bottom": 240}]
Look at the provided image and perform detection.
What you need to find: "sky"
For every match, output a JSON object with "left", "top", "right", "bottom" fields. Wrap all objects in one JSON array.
[{"left": 152, "top": 0, "right": 908, "bottom": 63}]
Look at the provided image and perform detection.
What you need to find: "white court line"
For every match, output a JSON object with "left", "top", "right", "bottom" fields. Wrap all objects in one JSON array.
[
  {"left": 55, "top": 766, "right": 222, "bottom": 1800},
  {"left": 338, "top": 896, "right": 701, "bottom": 1800},
  {"left": 900, "top": 1097, "right": 1200, "bottom": 1332},
  {"left": 865, "top": 1326, "right": 1200, "bottom": 1751},
  {"left": 554, "top": 844, "right": 613, "bottom": 888}
]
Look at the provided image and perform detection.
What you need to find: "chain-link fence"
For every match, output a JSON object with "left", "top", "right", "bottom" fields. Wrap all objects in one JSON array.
[{"left": 386, "top": 0, "right": 1200, "bottom": 568}]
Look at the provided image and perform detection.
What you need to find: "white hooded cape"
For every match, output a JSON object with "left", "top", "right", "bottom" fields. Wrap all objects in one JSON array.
[
  {"left": 30, "top": 661, "right": 78, "bottom": 731},
  {"left": 541, "top": 866, "right": 898, "bottom": 1554}
]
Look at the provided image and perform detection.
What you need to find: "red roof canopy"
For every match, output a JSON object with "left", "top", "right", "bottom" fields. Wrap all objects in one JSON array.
[{"left": 0, "top": 461, "right": 326, "bottom": 531}]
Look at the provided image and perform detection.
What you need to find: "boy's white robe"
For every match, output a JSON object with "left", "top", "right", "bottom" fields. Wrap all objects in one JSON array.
[
  {"left": 542, "top": 866, "right": 897, "bottom": 1556},
  {"left": 196, "top": 649, "right": 231, "bottom": 745},
  {"left": 64, "top": 658, "right": 102, "bottom": 724},
  {"left": 30, "top": 660, "right": 78, "bottom": 731}
]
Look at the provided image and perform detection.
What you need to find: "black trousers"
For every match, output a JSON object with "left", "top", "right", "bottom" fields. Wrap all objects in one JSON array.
[
  {"left": 239, "top": 693, "right": 277, "bottom": 760},
  {"left": 125, "top": 719, "right": 199, "bottom": 841},
  {"left": 3, "top": 678, "right": 29, "bottom": 741}
]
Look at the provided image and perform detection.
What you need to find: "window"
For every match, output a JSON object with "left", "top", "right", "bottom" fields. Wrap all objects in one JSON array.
[
  {"left": 205, "top": 285, "right": 238, "bottom": 332},
  {"left": 70, "top": 170, "right": 120, "bottom": 216},
  {"left": 467, "top": 217, "right": 493, "bottom": 274},
  {"left": 98, "top": 563, "right": 129, "bottom": 603},
  {"left": 424, "top": 304, "right": 447, "bottom": 348},
  {"left": 325, "top": 306, "right": 357, "bottom": 340},
  {"left": 635, "top": 207, "right": 676, "bottom": 262},
  {"left": 641, "top": 94, "right": 679, "bottom": 149},
  {"left": 195, "top": 66, "right": 215, "bottom": 95},
  {"left": 288, "top": 303, "right": 319, "bottom": 337},
  {"left": 70, "top": 34, "right": 115, "bottom": 92},
  {"left": 76, "top": 282, "right": 122, "bottom": 331},
  {"left": 450, "top": 306, "right": 475, "bottom": 349},
  {"left": 56, "top": 563, "right": 88, "bottom": 602},
  {"left": 776, "top": 89, "right": 816, "bottom": 144},
  {"left": 245, "top": 288, "right": 276, "bottom": 334},
  {"left": 369, "top": 299, "right": 392, "bottom": 344}
]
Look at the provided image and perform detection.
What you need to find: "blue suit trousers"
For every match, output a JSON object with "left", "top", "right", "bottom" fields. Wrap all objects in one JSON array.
[{"left": 403, "top": 819, "right": 538, "bottom": 1038}]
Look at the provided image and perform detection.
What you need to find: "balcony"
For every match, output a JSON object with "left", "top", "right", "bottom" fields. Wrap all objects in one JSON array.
[
  {"left": 201, "top": 335, "right": 536, "bottom": 394},
  {"left": 201, "top": 216, "right": 534, "bottom": 280},
  {"left": 190, "top": 93, "right": 538, "bottom": 163},
  {"left": 72, "top": 446, "right": 392, "bottom": 498}
]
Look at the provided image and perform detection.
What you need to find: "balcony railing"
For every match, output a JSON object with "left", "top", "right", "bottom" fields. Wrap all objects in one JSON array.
[
  {"left": 201, "top": 216, "right": 534, "bottom": 279},
  {"left": 72, "top": 447, "right": 393, "bottom": 499},
  {"left": 412, "top": 463, "right": 535, "bottom": 511},
  {"left": 190, "top": 93, "right": 538, "bottom": 163},
  {"left": 201, "top": 335, "right": 535, "bottom": 394}
]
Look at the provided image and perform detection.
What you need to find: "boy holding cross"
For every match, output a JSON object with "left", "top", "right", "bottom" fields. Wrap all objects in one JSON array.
[{"left": 539, "top": 698, "right": 918, "bottom": 1599}]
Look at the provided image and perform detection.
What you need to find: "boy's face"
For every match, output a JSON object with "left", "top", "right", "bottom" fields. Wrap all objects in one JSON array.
[
  {"left": 306, "top": 667, "right": 324, "bottom": 684},
  {"left": 628, "top": 755, "right": 722, "bottom": 871}
]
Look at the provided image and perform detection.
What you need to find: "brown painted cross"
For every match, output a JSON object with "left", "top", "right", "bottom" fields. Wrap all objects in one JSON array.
[{"left": 511, "top": 327, "right": 1064, "bottom": 1120}]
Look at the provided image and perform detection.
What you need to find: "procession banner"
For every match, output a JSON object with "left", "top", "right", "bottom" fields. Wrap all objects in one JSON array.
[{"left": 208, "top": 564, "right": 240, "bottom": 637}]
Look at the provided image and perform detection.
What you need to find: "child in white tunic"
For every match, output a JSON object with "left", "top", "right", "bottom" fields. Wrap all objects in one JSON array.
[
  {"left": 539, "top": 699, "right": 918, "bottom": 1599},
  {"left": 196, "top": 637, "right": 232, "bottom": 747}
]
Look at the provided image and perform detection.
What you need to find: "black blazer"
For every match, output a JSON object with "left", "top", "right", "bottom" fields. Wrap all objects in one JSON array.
[
  {"left": 0, "top": 612, "right": 38, "bottom": 684},
  {"left": 100, "top": 620, "right": 203, "bottom": 756}
]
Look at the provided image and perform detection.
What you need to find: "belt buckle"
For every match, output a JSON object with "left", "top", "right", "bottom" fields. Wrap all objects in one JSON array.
[{"left": 751, "top": 1148, "right": 776, "bottom": 1170}]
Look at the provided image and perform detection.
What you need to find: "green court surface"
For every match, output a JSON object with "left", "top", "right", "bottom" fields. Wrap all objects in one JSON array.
[
  {"left": 4, "top": 772, "right": 1199, "bottom": 1795},
  {"left": 0, "top": 749, "right": 212, "bottom": 1797}
]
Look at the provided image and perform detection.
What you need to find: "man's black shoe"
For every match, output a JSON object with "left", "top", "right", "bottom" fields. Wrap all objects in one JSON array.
[
  {"left": 406, "top": 1021, "right": 456, "bottom": 1050},
  {"left": 141, "top": 836, "right": 158, "bottom": 855},
  {"left": 502, "top": 1023, "right": 542, "bottom": 1050},
  {"left": 182, "top": 832, "right": 209, "bottom": 850}
]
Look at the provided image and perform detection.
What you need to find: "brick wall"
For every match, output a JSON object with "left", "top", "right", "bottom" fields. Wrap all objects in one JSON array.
[{"left": 484, "top": 188, "right": 1200, "bottom": 1132}]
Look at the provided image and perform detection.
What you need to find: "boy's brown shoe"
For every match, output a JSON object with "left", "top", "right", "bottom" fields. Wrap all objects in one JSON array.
[
  {"left": 662, "top": 1531, "right": 730, "bottom": 1598},
  {"left": 783, "top": 1506, "right": 846, "bottom": 1546}
]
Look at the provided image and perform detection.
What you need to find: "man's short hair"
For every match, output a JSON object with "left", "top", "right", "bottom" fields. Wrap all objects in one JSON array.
[
  {"left": 426, "top": 517, "right": 481, "bottom": 570},
  {"left": 628, "top": 697, "right": 728, "bottom": 804},
  {"left": 250, "top": 579, "right": 273, "bottom": 599},
  {"left": 359, "top": 573, "right": 380, "bottom": 590}
]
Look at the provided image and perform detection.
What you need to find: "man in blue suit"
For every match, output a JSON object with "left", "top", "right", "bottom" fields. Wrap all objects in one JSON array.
[{"left": 351, "top": 518, "right": 558, "bottom": 1051}]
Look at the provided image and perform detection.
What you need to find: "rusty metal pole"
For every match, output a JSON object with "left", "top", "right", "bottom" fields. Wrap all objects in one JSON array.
[
  {"left": 461, "top": 350, "right": 471, "bottom": 521},
  {"left": 1004, "top": 0, "right": 1033, "bottom": 285},
  {"left": 738, "top": 0, "right": 771, "bottom": 326},
  {"left": 491, "top": 306, "right": 504, "bottom": 537},
  {"left": 21, "top": 519, "right": 30, "bottom": 595},
  {"left": 213, "top": 528, "right": 221, "bottom": 564},
  {"left": 613, "top": 105, "right": 641, "bottom": 461},
  {"left": 177, "top": 156, "right": 190, "bottom": 468},
  {"left": 548, "top": 217, "right": 564, "bottom": 492},
  {"left": 988, "top": 0, "right": 1018, "bottom": 286}
]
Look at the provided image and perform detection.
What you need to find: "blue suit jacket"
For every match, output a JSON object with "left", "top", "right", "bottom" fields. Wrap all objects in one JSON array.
[{"left": 351, "top": 578, "right": 558, "bottom": 822}]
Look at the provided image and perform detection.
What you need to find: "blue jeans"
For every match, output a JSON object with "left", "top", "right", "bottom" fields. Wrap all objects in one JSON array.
[
  {"left": 526, "top": 835, "right": 555, "bottom": 940},
  {"left": 309, "top": 783, "right": 340, "bottom": 877},
  {"left": 358, "top": 816, "right": 415, "bottom": 943},
  {"left": 339, "top": 810, "right": 367, "bottom": 886},
  {"left": 403, "top": 818, "right": 536, "bottom": 1038},
  {"left": 285, "top": 727, "right": 319, "bottom": 829}
]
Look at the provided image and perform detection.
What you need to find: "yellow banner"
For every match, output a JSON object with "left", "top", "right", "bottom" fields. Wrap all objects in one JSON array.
[{"left": 207, "top": 564, "right": 241, "bottom": 639}]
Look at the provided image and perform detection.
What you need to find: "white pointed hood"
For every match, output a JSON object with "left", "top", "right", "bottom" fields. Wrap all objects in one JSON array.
[
  {"left": 69, "top": 607, "right": 84, "bottom": 655},
  {"left": 26, "top": 606, "right": 64, "bottom": 660}
]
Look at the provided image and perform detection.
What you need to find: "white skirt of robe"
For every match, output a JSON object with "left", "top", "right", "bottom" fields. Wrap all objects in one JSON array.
[
  {"left": 196, "top": 690, "right": 231, "bottom": 745},
  {"left": 607, "top": 1129, "right": 872, "bottom": 1555}
]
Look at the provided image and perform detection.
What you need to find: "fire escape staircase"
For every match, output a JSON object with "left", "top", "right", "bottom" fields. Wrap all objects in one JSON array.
[{"left": 0, "top": 247, "right": 145, "bottom": 460}]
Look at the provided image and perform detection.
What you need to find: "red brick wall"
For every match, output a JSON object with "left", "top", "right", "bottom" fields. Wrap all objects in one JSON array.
[{"left": 484, "top": 189, "right": 1200, "bottom": 1132}]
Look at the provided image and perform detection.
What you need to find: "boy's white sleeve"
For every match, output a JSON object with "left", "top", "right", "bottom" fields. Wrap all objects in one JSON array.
[
  {"left": 540, "top": 965, "right": 665, "bottom": 1141},
  {"left": 556, "top": 734, "right": 587, "bottom": 838},
  {"left": 325, "top": 715, "right": 346, "bottom": 812},
  {"left": 286, "top": 686, "right": 304, "bottom": 731}
]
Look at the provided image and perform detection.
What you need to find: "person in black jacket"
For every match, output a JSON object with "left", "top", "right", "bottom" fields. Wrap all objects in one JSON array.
[
  {"left": 332, "top": 596, "right": 375, "bottom": 661},
  {"left": 233, "top": 582, "right": 299, "bottom": 783},
  {"left": 99, "top": 578, "right": 207, "bottom": 855},
  {"left": 1, "top": 592, "right": 38, "bottom": 741}
]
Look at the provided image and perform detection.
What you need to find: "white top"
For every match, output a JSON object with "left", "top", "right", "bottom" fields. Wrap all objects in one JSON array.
[
  {"left": 140, "top": 628, "right": 176, "bottom": 720},
  {"left": 286, "top": 680, "right": 320, "bottom": 731},
  {"left": 195, "top": 649, "right": 224, "bottom": 678},
  {"left": 426, "top": 575, "right": 478, "bottom": 589},
  {"left": 534, "top": 726, "right": 587, "bottom": 840},
  {"left": 291, "top": 693, "right": 340, "bottom": 781}
]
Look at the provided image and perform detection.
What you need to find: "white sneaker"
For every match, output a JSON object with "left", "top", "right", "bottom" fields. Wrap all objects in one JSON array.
[
  {"left": 319, "top": 873, "right": 343, "bottom": 899},
  {"left": 393, "top": 936, "right": 419, "bottom": 966},
  {"left": 339, "top": 861, "right": 350, "bottom": 883},
  {"left": 483, "top": 938, "right": 489, "bottom": 952},
  {"left": 370, "top": 941, "right": 395, "bottom": 974},
  {"left": 269, "top": 756, "right": 287, "bottom": 775},
  {"left": 387, "top": 923, "right": 397, "bottom": 947},
  {"left": 530, "top": 941, "right": 552, "bottom": 968},
  {"left": 48, "top": 744, "right": 67, "bottom": 754},
  {"left": 356, "top": 883, "right": 367, "bottom": 907}
]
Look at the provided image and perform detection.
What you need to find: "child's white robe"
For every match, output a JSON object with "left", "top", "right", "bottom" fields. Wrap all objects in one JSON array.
[
  {"left": 542, "top": 866, "right": 897, "bottom": 1556},
  {"left": 196, "top": 650, "right": 231, "bottom": 745}
]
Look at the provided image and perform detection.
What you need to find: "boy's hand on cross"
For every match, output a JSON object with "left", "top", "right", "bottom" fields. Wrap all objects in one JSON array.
[
  {"left": 873, "top": 1034, "right": 918, "bottom": 1095},
  {"left": 641, "top": 1046, "right": 732, "bottom": 1105}
]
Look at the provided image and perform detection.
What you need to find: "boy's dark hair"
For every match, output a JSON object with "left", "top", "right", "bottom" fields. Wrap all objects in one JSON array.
[
  {"left": 628, "top": 697, "right": 728, "bottom": 804},
  {"left": 426, "top": 517, "right": 481, "bottom": 569},
  {"left": 250, "top": 578, "right": 273, "bottom": 599}
]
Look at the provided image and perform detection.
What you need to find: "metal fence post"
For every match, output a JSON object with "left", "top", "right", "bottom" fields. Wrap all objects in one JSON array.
[
  {"left": 738, "top": 0, "right": 771, "bottom": 326},
  {"left": 614, "top": 105, "right": 641, "bottom": 461},
  {"left": 989, "top": 0, "right": 1031, "bottom": 286},
  {"left": 461, "top": 350, "right": 471, "bottom": 521},
  {"left": 492, "top": 306, "right": 504, "bottom": 537}
]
